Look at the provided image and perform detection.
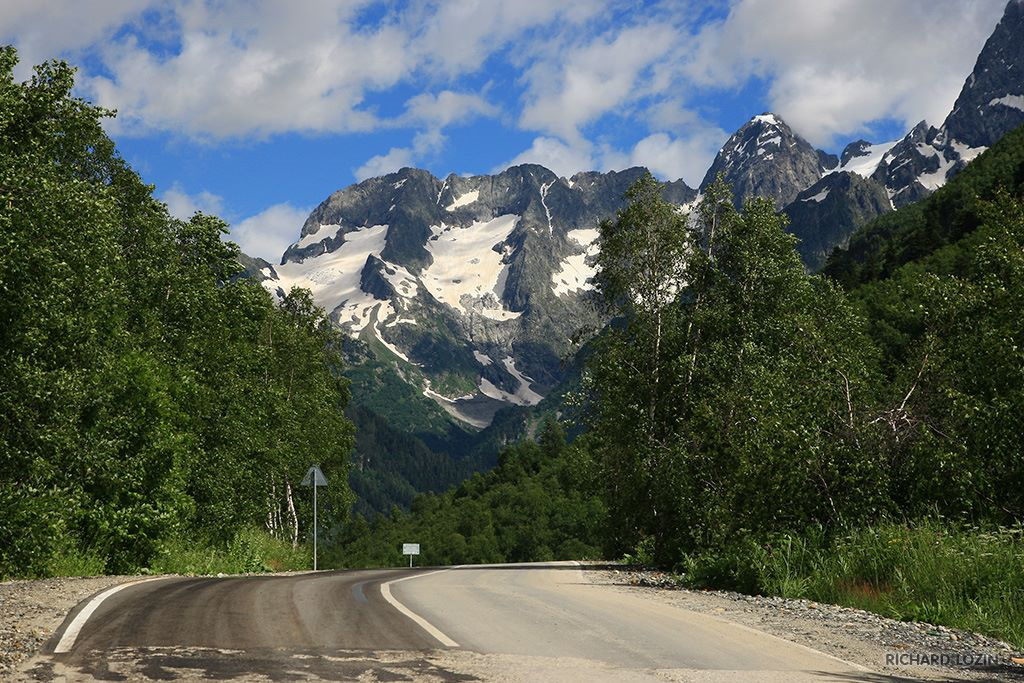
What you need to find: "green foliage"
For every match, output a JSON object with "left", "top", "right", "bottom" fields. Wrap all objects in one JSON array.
[
  {"left": 328, "top": 418, "right": 605, "bottom": 568},
  {"left": 585, "top": 173, "right": 884, "bottom": 564},
  {"left": 149, "top": 527, "right": 310, "bottom": 575},
  {"left": 0, "top": 48, "right": 354, "bottom": 578},
  {"left": 848, "top": 191, "right": 1024, "bottom": 521},
  {"left": 679, "top": 521, "right": 1024, "bottom": 648}
]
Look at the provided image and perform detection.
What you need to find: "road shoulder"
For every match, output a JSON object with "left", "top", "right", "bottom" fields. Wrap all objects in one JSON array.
[
  {"left": 584, "top": 566, "right": 1024, "bottom": 681},
  {"left": 0, "top": 574, "right": 142, "bottom": 677}
]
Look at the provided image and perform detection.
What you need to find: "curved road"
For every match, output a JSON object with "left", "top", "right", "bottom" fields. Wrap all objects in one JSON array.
[{"left": 26, "top": 562, "right": 875, "bottom": 682}]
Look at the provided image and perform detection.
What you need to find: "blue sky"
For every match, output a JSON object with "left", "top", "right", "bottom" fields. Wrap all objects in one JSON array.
[{"left": 1, "top": 0, "right": 1008, "bottom": 261}]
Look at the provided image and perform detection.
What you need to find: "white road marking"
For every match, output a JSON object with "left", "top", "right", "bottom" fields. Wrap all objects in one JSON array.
[
  {"left": 54, "top": 577, "right": 168, "bottom": 653},
  {"left": 380, "top": 569, "right": 459, "bottom": 647}
]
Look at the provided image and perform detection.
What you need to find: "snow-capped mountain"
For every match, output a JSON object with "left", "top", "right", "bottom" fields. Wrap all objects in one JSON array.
[
  {"left": 253, "top": 0, "right": 1023, "bottom": 428},
  {"left": 259, "top": 165, "right": 694, "bottom": 428},
  {"left": 699, "top": 113, "right": 837, "bottom": 210},
  {"left": 777, "top": 0, "right": 1024, "bottom": 269}
]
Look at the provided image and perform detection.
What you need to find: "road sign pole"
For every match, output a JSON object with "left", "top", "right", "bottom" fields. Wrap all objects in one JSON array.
[
  {"left": 301, "top": 465, "right": 328, "bottom": 572},
  {"left": 313, "top": 479, "right": 318, "bottom": 571}
]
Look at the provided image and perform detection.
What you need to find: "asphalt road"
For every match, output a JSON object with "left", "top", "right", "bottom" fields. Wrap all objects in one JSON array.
[{"left": 25, "top": 562, "right": 879, "bottom": 682}]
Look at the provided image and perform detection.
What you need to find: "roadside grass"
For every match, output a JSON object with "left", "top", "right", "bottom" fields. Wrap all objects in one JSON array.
[
  {"left": 147, "top": 527, "right": 310, "bottom": 576},
  {"left": 679, "top": 521, "right": 1024, "bottom": 649},
  {"left": 46, "top": 545, "right": 108, "bottom": 578}
]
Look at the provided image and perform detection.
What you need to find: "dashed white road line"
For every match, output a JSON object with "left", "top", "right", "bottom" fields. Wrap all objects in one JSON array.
[
  {"left": 53, "top": 577, "right": 168, "bottom": 653},
  {"left": 380, "top": 569, "right": 459, "bottom": 647}
]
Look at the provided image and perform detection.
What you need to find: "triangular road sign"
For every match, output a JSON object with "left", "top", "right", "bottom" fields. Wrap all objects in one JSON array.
[{"left": 301, "top": 465, "right": 328, "bottom": 487}]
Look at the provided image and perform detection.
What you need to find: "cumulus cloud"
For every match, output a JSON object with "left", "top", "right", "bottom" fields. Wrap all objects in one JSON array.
[
  {"left": 519, "top": 22, "right": 679, "bottom": 143},
  {"left": 411, "top": 0, "right": 605, "bottom": 77},
  {"left": 402, "top": 90, "right": 497, "bottom": 128},
  {"left": 2, "top": 0, "right": 1010, "bottom": 186},
  {"left": 229, "top": 203, "right": 311, "bottom": 262},
  {"left": 354, "top": 129, "right": 445, "bottom": 181},
  {"left": 354, "top": 147, "right": 416, "bottom": 182},
  {"left": 85, "top": 5, "right": 406, "bottom": 139},
  {"left": 0, "top": 0, "right": 146, "bottom": 80},
  {"left": 685, "top": 0, "right": 1007, "bottom": 145},
  {"left": 160, "top": 184, "right": 225, "bottom": 220},
  {"left": 620, "top": 130, "right": 726, "bottom": 187}
]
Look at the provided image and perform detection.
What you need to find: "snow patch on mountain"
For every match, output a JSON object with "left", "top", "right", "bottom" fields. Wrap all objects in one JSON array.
[
  {"left": 422, "top": 214, "right": 521, "bottom": 320},
  {"left": 445, "top": 189, "right": 479, "bottom": 211},
  {"left": 371, "top": 313, "right": 413, "bottom": 363},
  {"left": 273, "top": 224, "right": 392, "bottom": 331},
  {"left": 753, "top": 113, "right": 779, "bottom": 126},
  {"left": 478, "top": 357, "right": 543, "bottom": 406},
  {"left": 989, "top": 94, "right": 1024, "bottom": 112},
  {"left": 552, "top": 228, "right": 600, "bottom": 296},
  {"left": 297, "top": 223, "right": 340, "bottom": 248},
  {"left": 838, "top": 141, "right": 898, "bottom": 178},
  {"left": 802, "top": 188, "right": 831, "bottom": 203},
  {"left": 540, "top": 181, "right": 555, "bottom": 234}
]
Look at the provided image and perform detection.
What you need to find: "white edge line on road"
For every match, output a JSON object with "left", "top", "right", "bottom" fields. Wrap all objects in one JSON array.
[
  {"left": 380, "top": 569, "right": 459, "bottom": 647},
  {"left": 53, "top": 577, "right": 168, "bottom": 653}
]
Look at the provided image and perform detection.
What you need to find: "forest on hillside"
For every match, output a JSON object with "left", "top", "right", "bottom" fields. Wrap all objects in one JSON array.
[{"left": 0, "top": 50, "right": 356, "bottom": 578}]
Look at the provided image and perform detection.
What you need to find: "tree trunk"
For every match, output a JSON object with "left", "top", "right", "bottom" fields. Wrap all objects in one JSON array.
[{"left": 286, "top": 480, "right": 299, "bottom": 549}]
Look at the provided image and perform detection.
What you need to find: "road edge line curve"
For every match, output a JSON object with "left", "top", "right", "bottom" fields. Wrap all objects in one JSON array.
[
  {"left": 380, "top": 569, "right": 459, "bottom": 647},
  {"left": 53, "top": 577, "right": 169, "bottom": 653}
]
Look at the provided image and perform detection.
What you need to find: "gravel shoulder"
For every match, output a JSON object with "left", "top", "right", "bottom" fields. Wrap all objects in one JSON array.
[
  {"left": 585, "top": 566, "right": 1024, "bottom": 682},
  {"left": 0, "top": 574, "right": 144, "bottom": 678}
]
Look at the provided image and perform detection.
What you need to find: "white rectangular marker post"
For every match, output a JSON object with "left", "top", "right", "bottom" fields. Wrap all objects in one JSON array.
[{"left": 402, "top": 543, "right": 420, "bottom": 568}]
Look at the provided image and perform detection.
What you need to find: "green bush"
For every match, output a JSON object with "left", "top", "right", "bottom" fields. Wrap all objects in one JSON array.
[
  {"left": 680, "top": 521, "right": 1024, "bottom": 648},
  {"left": 148, "top": 527, "right": 310, "bottom": 576}
]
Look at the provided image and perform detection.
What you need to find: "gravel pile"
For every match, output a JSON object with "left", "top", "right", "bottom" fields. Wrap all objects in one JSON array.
[
  {"left": 591, "top": 567, "right": 1024, "bottom": 681},
  {"left": 0, "top": 575, "right": 137, "bottom": 678}
]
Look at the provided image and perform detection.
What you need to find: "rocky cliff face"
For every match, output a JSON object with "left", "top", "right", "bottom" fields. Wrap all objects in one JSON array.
[
  {"left": 699, "top": 113, "right": 837, "bottom": 210},
  {"left": 780, "top": 0, "right": 1024, "bottom": 267},
  {"left": 260, "top": 165, "right": 694, "bottom": 428}
]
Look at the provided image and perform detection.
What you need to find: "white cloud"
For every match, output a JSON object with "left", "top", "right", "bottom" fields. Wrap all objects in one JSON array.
[
  {"left": 0, "top": 0, "right": 147, "bottom": 80},
  {"left": 160, "top": 184, "right": 225, "bottom": 220},
  {"left": 621, "top": 131, "right": 726, "bottom": 187},
  {"left": 2, "top": 0, "right": 1011, "bottom": 190},
  {"left": 519, "top": 23, "right": 679, "bottom": 143},
  {"left": 685, "top": 0, "right": 1008, "bottom": 145},
  {"left": 354, "top": 147, "right": 416, "bottom": 182},
  {"left": 229, "top": 203, "right": 311, "bottom": 262},
  {"left": 411, "top": 1, "right": 605, "bottom": 77},
  {"left": 402, "top": 90, "right": 497, "bottom": 127},
  {"left": 354, "top": 129, "right": 446, "bottom": 181},
  {"left": 498, "top": 137, "right": 595, "bottom": 178}
]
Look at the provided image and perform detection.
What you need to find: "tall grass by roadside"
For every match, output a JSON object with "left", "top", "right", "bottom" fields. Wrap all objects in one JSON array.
[
  {"left": 680, "top": 521, "right": 1024, "bottom": 648},
  {"left": 148, "top": 527, "right": 310, "bottom": 575},
  {"left": 36, "top": 527, "right": 311, "bottom": 578}
]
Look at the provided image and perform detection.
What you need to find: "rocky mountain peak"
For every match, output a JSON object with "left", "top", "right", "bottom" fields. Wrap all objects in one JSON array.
[
  {"left": 840, "top": 140, "right": 874, "bottom": 166},
  {"left": 699, "top": 112, "right": 836, "bottom": 209},
  {"left": 942, "top": 0, "right": 1024, "bottom": 149},
  {"left": 260, "top": 164, "right": 694, "bottom": 428}
]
